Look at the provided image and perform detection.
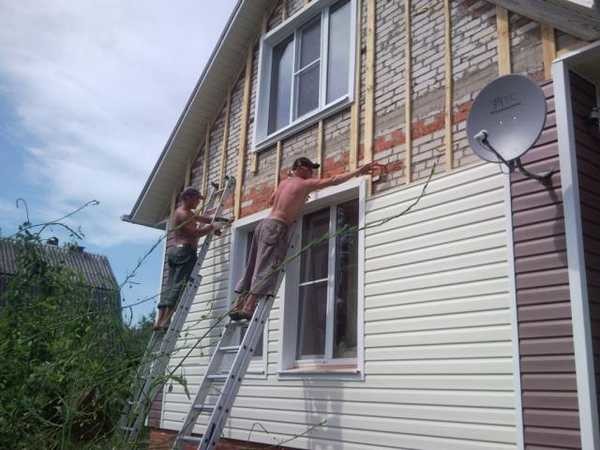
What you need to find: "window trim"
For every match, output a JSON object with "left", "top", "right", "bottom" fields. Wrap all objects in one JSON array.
[{"left": 253, "top": 0, "right": 357, "bottom": 151}]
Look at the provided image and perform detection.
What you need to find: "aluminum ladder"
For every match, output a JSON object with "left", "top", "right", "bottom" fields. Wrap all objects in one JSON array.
[
  {"left": 120, "top": 175, "right": 236, "bottom": 443},
  {"left": 172, "top": 280, "right": 282, "bottom": 449}
]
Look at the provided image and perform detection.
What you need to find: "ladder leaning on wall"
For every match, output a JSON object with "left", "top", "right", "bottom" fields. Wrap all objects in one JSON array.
[
  {"left": 120, "top": 175, "right": 236, "bottom": 444},
  {"left": 172, "top": 277, "right": 283, "bottom": 450}
]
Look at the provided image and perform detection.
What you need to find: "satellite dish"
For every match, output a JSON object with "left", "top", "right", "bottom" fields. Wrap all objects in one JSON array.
[{"left": 467, "top": 74, "right": 553, "bottom": 181}]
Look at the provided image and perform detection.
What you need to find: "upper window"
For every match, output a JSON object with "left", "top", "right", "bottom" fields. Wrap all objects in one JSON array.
[{"left": 255, "top": 0, "right": 355, "bottom": 148}]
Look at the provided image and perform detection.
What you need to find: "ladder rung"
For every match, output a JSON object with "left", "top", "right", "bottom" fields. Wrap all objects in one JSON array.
[
  {"left": 182, "top": 435, "right": 204, "bottom": 443},
  {"left": 207, "top": 373, "right": 228, "bottom": 381},
  {"left": 193, "top": 404, "right": 215, "bottom": 414},
  {"left": 120, "top": 426, "right": 134, "bottom": 432},
  {"left": 219, "top": 345, "right": 240, "bottom": 353}
]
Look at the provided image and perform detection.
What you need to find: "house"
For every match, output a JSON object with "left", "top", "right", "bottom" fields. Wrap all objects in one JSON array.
[
  {"left": 0, "top": 238, "right": 120, "bottom": 313},
  {"left": 126, "top": 0, "right": 600, "bottom": 448}
]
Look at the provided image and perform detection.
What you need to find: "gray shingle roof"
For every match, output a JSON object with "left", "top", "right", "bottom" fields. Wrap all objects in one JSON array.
[{"left": 0, "top": 239, "right": 118, "bottom": 291}]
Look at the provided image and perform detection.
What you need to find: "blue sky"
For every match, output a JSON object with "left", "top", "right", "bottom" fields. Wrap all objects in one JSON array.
[{"left": 0, "top": 1, "right": 236, "bottom": 323}]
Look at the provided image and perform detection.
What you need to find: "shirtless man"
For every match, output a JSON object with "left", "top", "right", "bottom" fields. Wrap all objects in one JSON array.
[
  {"left": 229, "top": 157, "right": 375, "bottom": 321},
  {"left": 154, "top": 187, "right": 224, "bottom": 331}
]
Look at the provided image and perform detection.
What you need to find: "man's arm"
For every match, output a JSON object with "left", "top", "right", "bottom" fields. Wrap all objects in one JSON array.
[
  {"left": 304, "top": 162, "right": 375, "bottom": 193},
  {"left": 176, "top": 210, "right": 217, "bottom": 237}
]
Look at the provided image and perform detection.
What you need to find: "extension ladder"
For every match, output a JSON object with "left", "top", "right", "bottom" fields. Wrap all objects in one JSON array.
[
  {"left": 120, "top": 175, "right": 236, "bottom": 443},
  {"left": 172, "top": 279, "right": 283, "bottom": 449}
]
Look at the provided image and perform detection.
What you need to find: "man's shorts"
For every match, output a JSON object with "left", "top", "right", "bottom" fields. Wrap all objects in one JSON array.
[{"left": 235, "top": 218, "right": 289, "bottom": 297}]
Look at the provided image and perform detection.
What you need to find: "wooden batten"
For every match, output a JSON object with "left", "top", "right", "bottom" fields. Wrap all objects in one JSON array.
[
  {"left": 275, "top": 141, "right": 283, "bottom": 186},
  {"left": 541, "top": 24, "right": 556, "bottom": 80},
  {"left": 170, "top": 190, "right": 178, "bottom": 221},
  {"left": 404, "top": 0, "right": 413, "bottom": 183},
  {"left": 218, "top": 90, "right": 232, "bottom": 187},
  {"left": 234, "top": 46, "right": 254, "bottom": 219},
  {"left": 349, "top": 0, "right": 362, "bottom": 171},
  {"left": 444, "top": 0, "right": 453, "bottom": 171},
  {"left": 496, "top": 6, "right": 511, "bottom": 75},
  {"left": 201, "top": 127, "right": 211, "bottom": 204},
  {"left": 184, "top": 159, "right": 192, "bottom": 186},
  {"left": 317, "top": 120, "right": 324, "bottom": 178},
  {"left": 282, "top": 0, "right": 288, "bottom": 21},
  {"left": 364, "top": 0, "right": 376, "bottom": 165}
]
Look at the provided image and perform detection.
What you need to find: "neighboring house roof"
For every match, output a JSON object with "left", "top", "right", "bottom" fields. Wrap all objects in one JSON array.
[
  {"left": 127, "top": 0, "right": 600, "bottom": 229},
  {"left": 0, "top": 239, "right": 119, "bottom": 291},
  {"left": 125, "top": 0, "right": 272, "bottom": 229}
]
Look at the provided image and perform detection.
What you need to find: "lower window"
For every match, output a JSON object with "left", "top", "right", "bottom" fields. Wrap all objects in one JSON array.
[{"left": 290, "top": 198, "right": 359, "bottom": 365}]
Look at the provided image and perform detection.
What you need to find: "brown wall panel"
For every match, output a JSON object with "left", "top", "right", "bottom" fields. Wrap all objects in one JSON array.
[
  {"left": 510, "top": 80, "right": 581, "bottom": 448},
  {"left": 571, "top": 71, "right": 600, "bottom": 433}
]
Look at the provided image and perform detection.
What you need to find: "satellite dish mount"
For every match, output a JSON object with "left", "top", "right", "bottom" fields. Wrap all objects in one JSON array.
[{"left": 467, "top": 74, "right": 555, "bottom": 182}]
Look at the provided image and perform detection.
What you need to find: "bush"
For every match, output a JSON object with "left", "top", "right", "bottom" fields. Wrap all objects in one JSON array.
[{"left": 0, "top": 234, "right": 150, "bottom": 449}]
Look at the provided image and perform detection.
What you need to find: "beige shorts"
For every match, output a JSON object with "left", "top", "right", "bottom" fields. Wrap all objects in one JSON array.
[{"left": 235, "top": 218, "right": 289, "bottom": 297}]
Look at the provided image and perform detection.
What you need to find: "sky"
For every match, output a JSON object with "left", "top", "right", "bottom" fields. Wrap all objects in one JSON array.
[{"left": 0, "top": 0, "right": 236, "bottom": 323}]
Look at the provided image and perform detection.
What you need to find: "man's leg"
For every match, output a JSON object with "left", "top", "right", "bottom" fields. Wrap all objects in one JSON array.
[{"left": 157, "top": 248, "right": 197, "bottom": 329}]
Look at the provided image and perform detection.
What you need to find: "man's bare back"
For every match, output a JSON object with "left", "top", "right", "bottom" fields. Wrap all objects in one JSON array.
[{"left": 268, "top": 159, "right": 377, "bottom": 225}]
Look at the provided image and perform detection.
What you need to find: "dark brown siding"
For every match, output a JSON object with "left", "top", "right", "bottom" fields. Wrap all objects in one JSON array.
[
  {"left": 571, "top": 71, "right": 600, "bottom": 424},
  {"left": 510, "top": 80, "right": 581, "bottom": 449}
]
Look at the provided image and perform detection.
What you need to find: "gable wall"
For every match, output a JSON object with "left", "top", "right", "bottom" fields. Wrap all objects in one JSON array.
[{"left": 151, "top": 0, "right": 590, "bottom": 446}]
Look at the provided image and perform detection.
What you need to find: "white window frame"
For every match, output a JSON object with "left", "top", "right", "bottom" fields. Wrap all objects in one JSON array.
[
  {"left": 227, "top": 178, "right": 366, "bottom": 380},
  {"left": 253, "top": 0, "right": 357, "bottom": 151}
]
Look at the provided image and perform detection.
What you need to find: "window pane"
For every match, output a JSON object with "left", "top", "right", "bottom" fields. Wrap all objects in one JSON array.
[
  {"left": 300, "top": 208, "right": 330, "bottom": 283},
  {"left": 299, "top": 17, "right": 321, "bottom": 69},
  {"left": 296, "top": 282, "right": 327, "bottom": 358},
  {"left": 296, "top": 63, "right": 320, "bottom": 118},
  {"left": 334, "top": 199, "right": 358, "bottom": 358},
  {"left": 268, "top": 36, "right": 294, "bottom": 134},
  {"left": 327, "top": 0, "right": 351, "bottom": 103}
]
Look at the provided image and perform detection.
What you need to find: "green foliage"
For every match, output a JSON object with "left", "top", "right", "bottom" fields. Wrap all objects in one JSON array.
[{"left": 0, "top": 233, "right": 151, "bottom": 449}]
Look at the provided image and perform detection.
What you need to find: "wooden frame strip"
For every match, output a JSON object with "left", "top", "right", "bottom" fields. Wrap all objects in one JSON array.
[
  {"left": 444, "top": 0, "right": 453, "bottom": 171},
  {"left": 364, "top": 0, "right": 375, "bottom": 165},
  {"left": 541, "top": 24, "right": 556, "bottom": 80},
  {"left": 349, "top": 0, "right": 362, "bottom": 171},
  {"left": 282, "top": 0, "right": 288, "bottom": 21},
  {"left": 218, "top": 89, "right": 232, "bottom": 187},
  {"left": 404, "top": 0, "right": 413, "bottom": 183},
  {"left": 201, "top": 127, "right": 211, "bottom": 206},
  {"left": 275, "top": 141, "right": 283, "bottom": 186},
  {"left": 317, "top": 120, "right": 324, "bottom": 178},
  {"left": 497, "top": 6, "right": 511, "bottom": 75},
  {"left": 184, "top": 159, "right": 192, "bottom": 186},
  {"left": 234, "top": 45, "right": 254, "bottom": 219}
]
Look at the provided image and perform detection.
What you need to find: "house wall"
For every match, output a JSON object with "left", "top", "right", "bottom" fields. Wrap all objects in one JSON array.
[
  {"left": 571, "top": 71, "right": 600, "bottom": 438},
  {"left": 150, "top": 0, "right": 590, "bottom": 447}
]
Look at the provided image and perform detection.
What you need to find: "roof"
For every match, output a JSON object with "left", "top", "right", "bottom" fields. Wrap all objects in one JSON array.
[
  {"left": 125, "top": 0, "right": 272, "bottom": 228},
  {"left": 127, "top": 0, "right": 600, "bottom": 229},
  {"left": 0, "top": 239, "right": 119, "bottom": 291}
]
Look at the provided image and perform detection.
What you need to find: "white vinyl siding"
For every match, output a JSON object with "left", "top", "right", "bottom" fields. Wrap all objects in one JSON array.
[{"left": 161, "top": 163, "right": 518, "bottom": 449}]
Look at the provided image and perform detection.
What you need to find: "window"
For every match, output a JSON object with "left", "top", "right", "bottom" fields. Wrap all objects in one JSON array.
[
  {"left": 296, "top": 200, "right": 359, "bottom": 361},
  {"left": 255, "top": 0, "right": 355, "bottom": 148}
]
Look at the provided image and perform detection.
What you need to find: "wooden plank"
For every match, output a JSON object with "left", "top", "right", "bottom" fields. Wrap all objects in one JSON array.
[
  {"left": 404, "top": 0, "right": 413, "bottom": 183},
  {"left": 496, "top": 6, "right": 511, "bottom": 75},
  {"left": 184, "top": 159, "right": 192, "bottom": 186},
  {"left": 349, "top": 0, "right": 362, "bottom": 171},
  {"left": 234, "top": 45, "right": 254, "bottom": 219},
  {"left": 444, "top": 0, "right": 453, "bottom": 171},
  {"left": 541, "top": 24, "right": 556, "bottom": 80},
  {"left": 218, "top": 89, "right": 232, "bottom": 187},
  {"left": 317, "top": 120, "right": 324, "bottom": 178},
  {"left": 201, "top": 126, "right": 210, "bottom": 204},
  {"left": 250, "top": 14, "right": 270, "bottom": 176},
  {"left": 364, "top": 0, "right": 375, "bottom": 165},
  {"left": 282, "top": 0, "right": 287, "bottom": 21},
  {"left": 275, "top": 141, "right": 283, "bottom": 186}
]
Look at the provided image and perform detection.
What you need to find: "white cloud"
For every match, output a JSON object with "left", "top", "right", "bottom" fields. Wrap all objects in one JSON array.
[{"left": 0, "top": 0, "right": 236, "bottom": 246}]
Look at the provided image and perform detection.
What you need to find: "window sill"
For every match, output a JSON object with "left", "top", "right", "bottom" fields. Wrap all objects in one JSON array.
[
  {"left": 278, "top": 363, "right": 362, "bottom": 379},
  {"left": 254, "top": 97, "right": 351, "bottom": 152}
]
